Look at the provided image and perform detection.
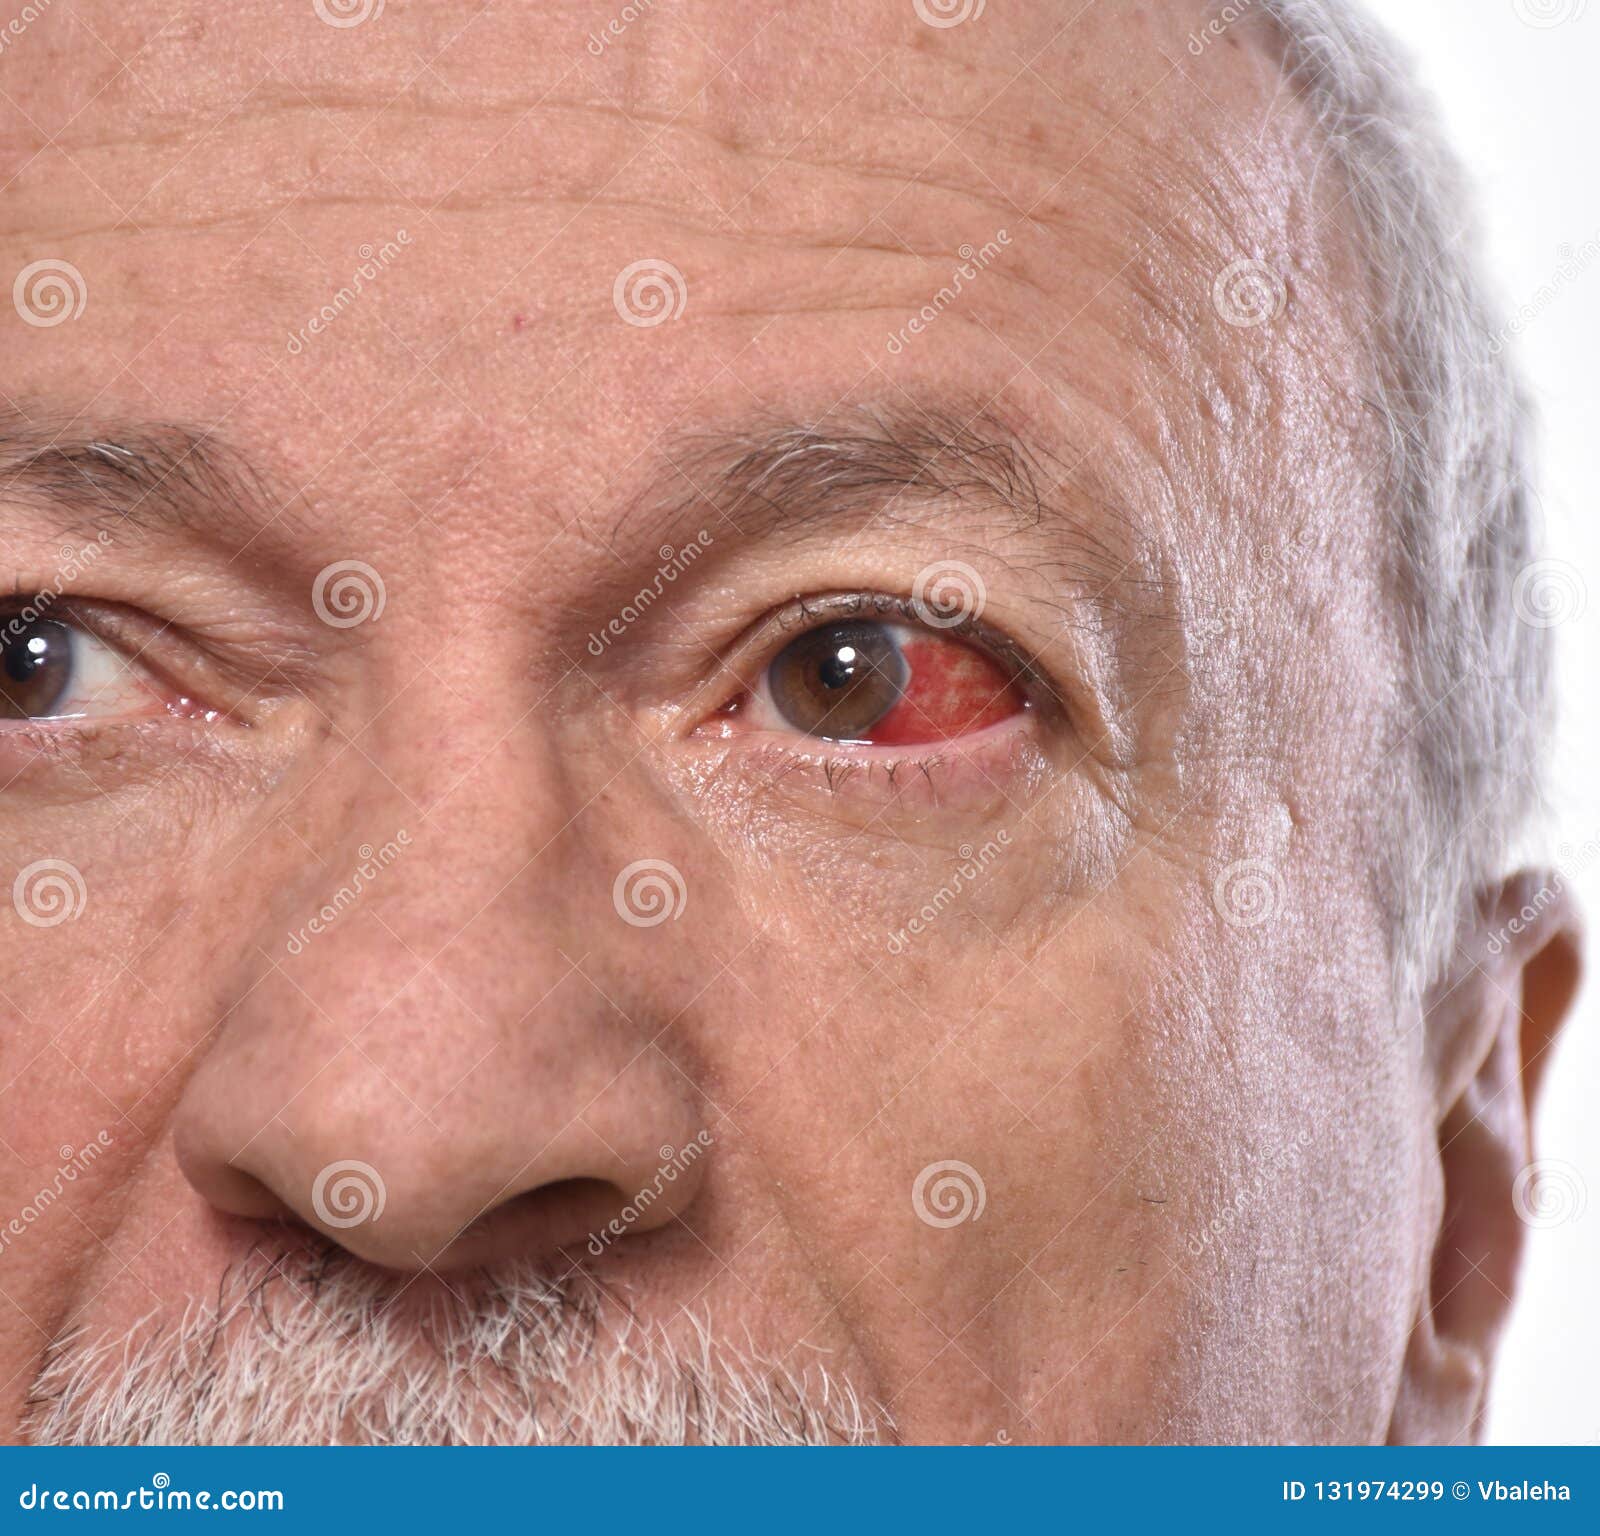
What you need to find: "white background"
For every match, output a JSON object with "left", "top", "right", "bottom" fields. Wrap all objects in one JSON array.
[{"left": 1379, "top": 0, "right": 1597, "bottom": 1446}]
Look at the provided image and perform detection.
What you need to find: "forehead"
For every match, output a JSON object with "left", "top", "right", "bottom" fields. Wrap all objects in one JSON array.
[{"left": 0, "top": 0, "right": 1367, "bottom": 559}]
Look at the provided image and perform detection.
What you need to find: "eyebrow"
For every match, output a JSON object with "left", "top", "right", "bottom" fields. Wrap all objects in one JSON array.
[
  {"left": 0, "top": 410, "right": 285, "bottom": 549},
  {"left": 0, "top": 403, "right": 1175, "bottom": 632},
  {"left": 640, "top": 404, "right": 1171, "bottom": 619}
]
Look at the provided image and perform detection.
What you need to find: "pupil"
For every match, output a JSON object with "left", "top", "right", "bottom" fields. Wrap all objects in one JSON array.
[
  {"left": 817, "top": 650, "right": 856, "bottom": 690},
  {"left": 0, "top": 617, "right": 74, "bottom": 719}
]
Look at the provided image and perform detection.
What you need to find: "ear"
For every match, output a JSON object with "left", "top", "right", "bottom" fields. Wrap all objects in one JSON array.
[{"left": 1388, "top": 870, "right": 1582, "bottom": 1445}]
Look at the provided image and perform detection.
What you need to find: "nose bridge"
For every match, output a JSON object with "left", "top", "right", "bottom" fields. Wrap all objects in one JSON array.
[{"left": 317, "top": 716, "right": 591, "bottom": 956}]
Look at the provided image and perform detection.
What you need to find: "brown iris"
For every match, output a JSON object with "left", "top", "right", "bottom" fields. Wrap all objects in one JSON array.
[
  {"left": 0, "top": 617, "right": 75, "bottom": 720},
  {"left": 767, "top": 621, "right": 909, "bottom": 740}
]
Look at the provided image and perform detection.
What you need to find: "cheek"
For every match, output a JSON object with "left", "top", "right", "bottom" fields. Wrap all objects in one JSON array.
[{"left": 862, "top": 637, "right": 1023, "bottom": 746}]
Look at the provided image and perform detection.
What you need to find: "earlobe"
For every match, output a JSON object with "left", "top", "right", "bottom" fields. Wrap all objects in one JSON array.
[{"left": 1389, "top": 872, "right": 1582, "bottom": 1445}]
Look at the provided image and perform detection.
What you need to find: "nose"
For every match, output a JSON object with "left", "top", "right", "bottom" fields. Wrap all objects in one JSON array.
[{"left": 173, "top": 822, "right": 707, "bottom": 1272}]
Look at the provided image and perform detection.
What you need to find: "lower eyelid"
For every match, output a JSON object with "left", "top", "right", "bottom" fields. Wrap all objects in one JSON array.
[
  {"left": 0, "top": 715, "right": 173, "bottom": 786},
  {"left": 0, "top": 711, "right": 255, "bottom": 802},
  {"left": 690, "top": 710, "right": 1044, "bottom": 814}
]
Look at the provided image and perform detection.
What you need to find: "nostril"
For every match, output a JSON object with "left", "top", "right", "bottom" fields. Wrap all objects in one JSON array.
[
  {"left": 461, "top": 1177, "right": 642, "bottom": 1256},
  {"left": 228, "top": 1167, "right": 297, "bottom": 1221},
  {"left": 176, "top": 1139, "right": 298, "bottom": 1223}
]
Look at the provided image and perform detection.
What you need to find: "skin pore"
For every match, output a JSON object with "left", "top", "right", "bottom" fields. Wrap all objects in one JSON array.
[{"left": 0, "top": 0, "right": 1579, "bottom": 1443}]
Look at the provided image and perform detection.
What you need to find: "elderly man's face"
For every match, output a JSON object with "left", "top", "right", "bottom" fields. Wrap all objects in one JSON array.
[{"left": 0, "top": 0, "right": 1575, "bottom": 1445}]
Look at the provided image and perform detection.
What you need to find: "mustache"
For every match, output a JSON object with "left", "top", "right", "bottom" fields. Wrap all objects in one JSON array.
[{"left": 23, "top": 1240, "right": 887, "bottom": 1446}]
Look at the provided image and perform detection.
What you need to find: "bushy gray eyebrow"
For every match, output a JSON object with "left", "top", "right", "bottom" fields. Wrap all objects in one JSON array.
[
  {"left": 0, "top": 409, "right": 284, "bottom": 545},
  {"left": 672, "top": 407, "right": 1053, "bottom": 533},
  {"left": 631, "top": 404, "right": 1166, "bottom": 616}
]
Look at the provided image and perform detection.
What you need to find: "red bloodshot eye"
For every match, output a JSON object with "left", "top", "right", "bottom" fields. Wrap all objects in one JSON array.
[
  {"left": 861, "top": 632, "right": 1021, "bottom": 745},
  {"left": 763, "top": 620, "right": 1023, "bottom": 745}
]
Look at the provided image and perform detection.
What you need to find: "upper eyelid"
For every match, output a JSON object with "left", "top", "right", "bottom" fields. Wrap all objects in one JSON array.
[{"left": 0, "top": 596, "right": 144, "bottom": 661}]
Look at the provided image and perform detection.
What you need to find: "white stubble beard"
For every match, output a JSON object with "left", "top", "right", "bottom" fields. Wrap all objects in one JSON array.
[{"left": 24, "top": 1244, "right": 888, "bottom": 1446}]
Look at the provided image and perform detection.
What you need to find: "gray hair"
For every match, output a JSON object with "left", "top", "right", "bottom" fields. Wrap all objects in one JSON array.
[{"left": 1253, "top": 0, "right": 1548, "bottom": 1000}]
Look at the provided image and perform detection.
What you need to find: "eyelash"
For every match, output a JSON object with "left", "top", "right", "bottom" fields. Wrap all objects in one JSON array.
[
  {"left": 713, "top": 728, "right": 1034, "bottom": 812},
  {"left": 780, "top": 749, "right": 954, "bottom": 795},
  {"left": 721, "top": 590, "right": 1053, "bottom": 701}
]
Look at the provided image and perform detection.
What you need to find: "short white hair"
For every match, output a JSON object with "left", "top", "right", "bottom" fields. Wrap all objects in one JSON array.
[{"left": 1255, "top": 0, "right": 1548, "bottom": 999}]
